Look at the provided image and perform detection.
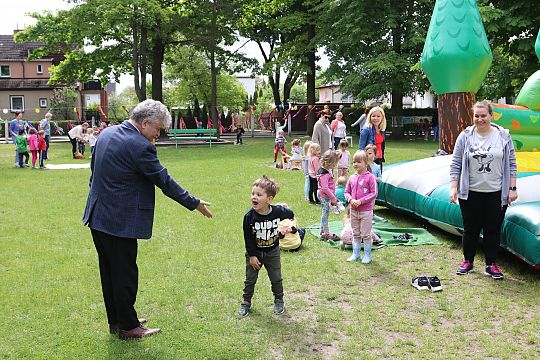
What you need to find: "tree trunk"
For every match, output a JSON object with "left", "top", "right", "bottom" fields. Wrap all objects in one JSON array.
[
  {"left": 306, "top": 23, "right": 316, "bottom": 135},
  {"left": 151, "top": 35, "right": 164, "bottom": 103},
  {"left": 391, "top": 87, "right": 404, "bottom": 139},
  {"left": 439, "top": 92, "right": 475, "bottom": 153},
  {"left": 210, "top": 5, "right": 219, "bottom": 138}
]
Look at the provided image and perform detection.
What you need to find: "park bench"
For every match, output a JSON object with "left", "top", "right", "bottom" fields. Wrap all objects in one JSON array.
[{"left": 168, "top": 128, "right": 218, "bottom": 148}]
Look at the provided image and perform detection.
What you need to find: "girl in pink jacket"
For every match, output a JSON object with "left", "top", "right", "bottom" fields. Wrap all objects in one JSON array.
[
  {"left": 345, "top": 150, "right": 378, "bottom": 263},
  {"left": 317, "top": 150, "right": 341, "bottom": 240},
  {"left": 27, "top": 128, "right": 39, "bottom": 169}
]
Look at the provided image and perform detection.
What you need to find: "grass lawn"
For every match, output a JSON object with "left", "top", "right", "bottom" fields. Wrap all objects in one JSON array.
[{"left": 1, "top": 136, "right": 539, "bottom": 359}]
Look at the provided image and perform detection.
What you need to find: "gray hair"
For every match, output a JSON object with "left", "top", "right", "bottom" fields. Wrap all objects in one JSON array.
[
  {"left": 45, "top": 112, "right": 53, "bottom": 119},
  {"left": 131, "top": 99, "right": 171, "bottom": 127}
]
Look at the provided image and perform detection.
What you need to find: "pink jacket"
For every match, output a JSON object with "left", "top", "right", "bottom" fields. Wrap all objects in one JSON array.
[
  {"left": 317, "top": 168, "right": 337, "bottom": 202},
  {"left": 308, "top": 155, "right": 320, "bottom": 178},
  {"left": 345, "top": 172, "right": 377, "bottom": 211},
  {"left": 28, "top": 134, "right": 38, "bottom": 151}
]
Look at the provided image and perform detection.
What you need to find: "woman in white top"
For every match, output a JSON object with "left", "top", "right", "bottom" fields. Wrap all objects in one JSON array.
[
  {"left": 67, "top": 122, "right": 89, "bottom": 158},
  {"left": 331, "top": 111, "right": 347, "bottom": 149}
]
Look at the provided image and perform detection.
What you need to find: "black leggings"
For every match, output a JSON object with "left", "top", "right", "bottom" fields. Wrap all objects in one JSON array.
[
  {"left": 309, "top": 176, "right": 319, "bottom": 203},
  {"left": 459, "top": 190, "right": 507, "bottom": 265}
]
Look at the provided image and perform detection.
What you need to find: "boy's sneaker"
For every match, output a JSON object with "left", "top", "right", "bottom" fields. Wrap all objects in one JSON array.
[
  {"left": 273, "top": 301, "right": 285, "bottom": 315},
  {"left": 237, "top": 303, "right": 251, "bottom": 317},
  {"left": 411, "top": 276, "right": 430, "bottom": 291},
  {"left": 485, "top": 264, "right": 504, "bottom": 280},
  {"left": 427, "top": 276, "right": 443, "bottom": 292},
  {"left": 456, "top": 260, "right": 474, "bottom": 275}
]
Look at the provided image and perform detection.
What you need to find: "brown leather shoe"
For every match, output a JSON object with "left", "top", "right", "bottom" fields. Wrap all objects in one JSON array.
[
  {"left": 119, "top": 326, "right": 161, "bottom": 340},
  {"left": 109, "top": 318, "right": 149, "bottom": 335}
]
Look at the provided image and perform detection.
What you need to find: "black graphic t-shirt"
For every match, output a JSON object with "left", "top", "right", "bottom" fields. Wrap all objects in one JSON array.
[{"left": 243, "top": 205, "right": 294, "bottom": 256}]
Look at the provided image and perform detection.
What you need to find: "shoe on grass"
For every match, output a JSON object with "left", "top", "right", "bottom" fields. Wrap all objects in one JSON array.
[
  {"left": 427, "top": 276, "right": 443, "bottom": 292},
  {"left": 411, "top": 276, "right": 430, "bottom": 291},
  {"left": 485, "top": 263, "right": 504, "bottom": 280},
  {"left": 456, "top": 260, "right": 474, "bottom": 275},
  {"left": 273, "top": 301, "right": 285, "bottom": 315},
  {"left": 238, "top": 303, "right": 251, "bottom": 317}
]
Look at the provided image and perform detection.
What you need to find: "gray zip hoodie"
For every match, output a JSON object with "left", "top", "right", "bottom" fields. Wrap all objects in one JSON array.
[{"left": 450, "top": 123, "right": 517, "bottom": 206}]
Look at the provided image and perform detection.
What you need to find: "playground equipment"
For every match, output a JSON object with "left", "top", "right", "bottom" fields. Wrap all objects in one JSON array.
[{"left": 377, "top": 2, "right": 540, "bottom": 268}]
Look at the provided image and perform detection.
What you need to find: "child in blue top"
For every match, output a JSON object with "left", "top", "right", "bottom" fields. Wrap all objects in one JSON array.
[{"left": 365, "top": 144, "right": 382, "bottom": 182}]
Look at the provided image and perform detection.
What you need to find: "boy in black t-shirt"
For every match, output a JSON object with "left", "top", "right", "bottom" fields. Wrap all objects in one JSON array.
[{"left": 238, "top": 175, "right": 294, "bottom": 317}]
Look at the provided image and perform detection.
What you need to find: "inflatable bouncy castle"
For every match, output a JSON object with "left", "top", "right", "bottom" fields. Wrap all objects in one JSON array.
[{"left": 377, "top": 1, "right": 540, "bottom": 268}]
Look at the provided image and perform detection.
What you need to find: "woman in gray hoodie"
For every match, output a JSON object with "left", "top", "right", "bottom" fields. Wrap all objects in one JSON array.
[{"left": 450, "top": 100, "right": 518, "bottom": 280}]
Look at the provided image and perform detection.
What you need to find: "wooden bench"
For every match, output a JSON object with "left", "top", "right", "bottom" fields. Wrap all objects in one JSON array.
[{"left": 168, "top": 129, "right": 218, "bottom": 148}]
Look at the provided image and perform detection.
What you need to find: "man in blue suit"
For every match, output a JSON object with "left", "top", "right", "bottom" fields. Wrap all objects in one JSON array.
[{"left": 83, "top": 99, "right": 212, "bottom": 340}]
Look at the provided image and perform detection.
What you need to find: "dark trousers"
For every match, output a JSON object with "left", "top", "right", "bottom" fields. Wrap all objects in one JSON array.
[
  {"left": 18, "top": 151, "right": 29, "bottom": 167},
  {"left": 309, "top": 176, "right": 319, "bottom": 203},
  {"left": 459, "top": 191, "right": 507, "bottom": 265},
  {"left": 242, "top": 246, "right": 283, "bottom": 303},
  {"left": 333, "top": 137, "right": 342, "bottom": 150},
  {"left": 236, "top": 133, "right": 242, "bottom": 144},
  {"left": 68, "top": 135, "right": 77, "bottom": 156},
  {"left": 91, "top": 229, "right": 140, "bottom": 330},
  {"left": 44, "top": 135, "right": 50, "bottom": 159},
  {"left": 39, "top": 150, "right": 45, "bottom": 167}
]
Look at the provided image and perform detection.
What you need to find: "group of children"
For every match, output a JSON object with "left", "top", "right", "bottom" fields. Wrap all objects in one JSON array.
[
  {"left": 76, "top": 126, "right": 101, "bottom": 158},
  {"left": 14, "top": 128, "right": 48, "bottom": 169},
  {"left": 240, "top": 137, "right": 384, "bottom": 316}
]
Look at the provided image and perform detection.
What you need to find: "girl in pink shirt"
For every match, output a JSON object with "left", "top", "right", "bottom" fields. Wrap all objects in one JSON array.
[
  {"left": 345, "top": 150, "right": 378, "bottom": 263},
  {"left": 318, "top": 150, "right": 341, "bottom": 240},
  {"left": 308, "top": 143, "right": 321, "bottom": 204},
  {"left": 337, "top": 139, "right": 350, "bottom": 178},
  {"left": 27, "top": 128, "right": 39, "bottom": 169}
]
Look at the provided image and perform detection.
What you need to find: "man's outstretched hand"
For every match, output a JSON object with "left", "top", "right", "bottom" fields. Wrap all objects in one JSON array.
[{"left": 197, "top": 200, "right": 213, "bottom": 218}]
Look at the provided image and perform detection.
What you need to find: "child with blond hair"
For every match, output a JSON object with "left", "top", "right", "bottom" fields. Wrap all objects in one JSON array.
[
  {"left": 317, "top": 149, "right": 341, "bottom": 240},
  {"left": 302, "top": 140, "right": 312, "bottom": 201},
  {"left": 308, "top": 143, "right": 321, "bottom": 204},
  {"left": 238, "top": 175, "right": 293, "bottom": 317},
  {"left": 335, "top": 176, "right": 348, "bottom": 206},
  {"left": 337, "top": 139, "right": 350, "bottom": 178},
  {"left": 288, "top": 138, "right": 303, "bottom": 170},
  {"left": 365, "top": 144, "right": 382, "bottom": 182},
  {"left": 345, "top": 150, "right": 378, "bottom": 263}
]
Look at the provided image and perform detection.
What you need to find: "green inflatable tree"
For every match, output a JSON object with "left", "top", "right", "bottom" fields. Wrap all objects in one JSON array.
[
  {"left": 515, "top": 29, "right": 540, "bottom": 111},
  {"left": 421, "top": 0, "right": 492, "bottom": 153}
]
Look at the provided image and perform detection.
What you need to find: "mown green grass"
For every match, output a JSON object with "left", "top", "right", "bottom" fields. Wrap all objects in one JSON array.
[{"left": 0, "top": 136, "right": 539, "bottom": 359}]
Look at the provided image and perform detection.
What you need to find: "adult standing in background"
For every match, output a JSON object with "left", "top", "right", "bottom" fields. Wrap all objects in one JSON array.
[
  {"left": 359, "top": 106, "right": 387, "bottom": 170},
  {"left": 351, "top": 108, "right": 369, "bottom": 145},
  {"left": 450, "top": 100, "right": 517, "bottom": 280},
  {"left": 9, "top": 112, "right": 25, "bottom": 167},
  {"left": 67, "top": 122, "right": 89, "bottom": 158},
  {"left": 311, "top": 111, "right": 333, "bottom": 154},
  {"left": 39, "top": 112, "right": 52, "bottom": 160},
  {"left": 331, "top": 111, "right": 347, "bottom": 149},
  {"left": 83, "top": 99, "right": 212, "bottom": 340}
]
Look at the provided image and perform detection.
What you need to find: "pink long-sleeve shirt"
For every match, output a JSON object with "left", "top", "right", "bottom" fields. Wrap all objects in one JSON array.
[
  {"left": 345, "top": 171, "right": 378, "bottom": 211},
  {"left": 317, "top": 168, "right": 337, "bottom": 202},
  {"left": 308, "top": 155, "right": 320, "bottom": 178},
  {"left": 28, "top": 134, "right": 39, "bottom": 151}
]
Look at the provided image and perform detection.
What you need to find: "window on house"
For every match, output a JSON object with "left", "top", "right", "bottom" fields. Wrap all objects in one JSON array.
[
  {"left": 10, "top": 96, "right": 24, "bottom": 112},
  {"left": 39, "top": 98, "right": 47, "bottom": 108},
  {"left": 37, "top": 64, "right": 43, "bottom": 74},
  {"left": 0, "top": 65, "right": 10, "bottom": 77}
]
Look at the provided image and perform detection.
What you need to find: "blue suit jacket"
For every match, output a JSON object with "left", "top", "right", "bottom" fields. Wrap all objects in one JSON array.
[{"left": 82, "top": 121, "right": 200, "bottom": 239}]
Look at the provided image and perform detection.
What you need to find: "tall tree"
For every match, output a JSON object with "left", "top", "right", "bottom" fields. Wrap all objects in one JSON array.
[
  {"left": 320, "top": 0, "right": 433, "bottom": 117},
  {"left": 237, "top": 0, "right": 309, "bottom": 113},
  {"left": 15, "top": 0, "right": 187, "bottom": 102},
  {"left": 479, "top": 0, "right": 540, "bottom": 100}
]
